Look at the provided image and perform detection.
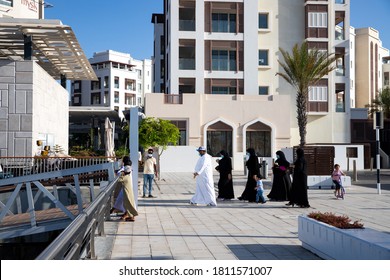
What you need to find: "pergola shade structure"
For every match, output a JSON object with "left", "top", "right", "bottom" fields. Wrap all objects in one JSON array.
[{"left": 0, "top": 18, "right": 97, "bottom": 81}]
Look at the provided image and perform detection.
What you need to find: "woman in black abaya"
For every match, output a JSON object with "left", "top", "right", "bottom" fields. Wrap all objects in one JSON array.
[
  {"left": 216, "top": 150, "right": 234, "bottom": 200},
  {"left": 267, "top": 150, "right": 291, "bottom": 201},
  {"left": 238, "top": 148, "right": 260, "bottom": 202},
  {"left": 286, "top": 148, "right": 310, "bottom": 207}
]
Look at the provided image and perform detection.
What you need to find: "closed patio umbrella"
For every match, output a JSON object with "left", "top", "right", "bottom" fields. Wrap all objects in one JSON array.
[{"left": 104, "top": 117, "right": 115, "bottom": 159}]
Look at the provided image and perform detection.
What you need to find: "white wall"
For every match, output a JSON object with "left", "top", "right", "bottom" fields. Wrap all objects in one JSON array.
[
  {"left": 0, "top": 60, "right": 68, "bottom": 157},
  {"left": 33, "top": 62, "right": 69, "bottom": 154},
  {"left": 159, "top": 146, "right": 199, "bottom": 172}
]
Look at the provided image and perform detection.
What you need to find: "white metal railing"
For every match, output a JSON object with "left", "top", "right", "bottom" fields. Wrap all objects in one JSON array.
[
  {"left": 0, "top": 163, "right": 117, "bottom": 240},
  {"left": 36, "top": 173, "right": 118, "bottom": 260},
  {"left": 0, "top": 156, "right": 116, "bottom": 178}
]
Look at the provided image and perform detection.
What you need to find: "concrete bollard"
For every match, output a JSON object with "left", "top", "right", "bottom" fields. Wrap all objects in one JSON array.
[{"left": 353, "top": 160, "right": 357, "bottom": 182}]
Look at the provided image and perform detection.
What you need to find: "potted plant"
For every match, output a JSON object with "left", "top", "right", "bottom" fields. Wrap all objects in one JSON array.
[{"left": 298, "top": 211, "right": 390, "bottom": 259}]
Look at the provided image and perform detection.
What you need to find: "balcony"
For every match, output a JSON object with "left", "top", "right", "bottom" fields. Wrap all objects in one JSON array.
[{"left": 164, "top": 94, "right": 183, "bottom": 104}]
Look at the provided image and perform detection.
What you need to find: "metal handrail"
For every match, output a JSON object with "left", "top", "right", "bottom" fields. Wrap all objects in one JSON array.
[
  {"left": 0, "top": 163, "right": 117, "bottom": 239},
  {"left": 36, "top": 176, "right": 119, "bottom": 260}
]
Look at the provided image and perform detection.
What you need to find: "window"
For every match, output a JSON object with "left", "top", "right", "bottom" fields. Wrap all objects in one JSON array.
[
  {"left": 346, "top": 147, "right": 357, "bottom": 158},
  {"left": 125, "top": 79, "right": 135, "bottom": 91},
  {"left": 114, "top": 91, "right": 119, "bottom": 103},
  {"left": 91, "top": 78, "right": 101, "bottom": 90},
  {"left": 212, "top": 86, "right": 236, "bottom": 95},
  {"left": 125, "top": 94, "right": 136, "bottom": 105},
  {"left": 179, "top": 78, "right": 195, "bottom": 94},
  {"left": 170, "top": 120, "right": 187, "bottom": 145},
  {"left": 160, "top": 35, "right": 165, "bottom": 55},
  {"left": 384, "top": 72, "right": 389, "bottom": 86},
  {"left": 258, "top": 86, "right": 269, "bottom": 95},
  {"left": 247, "top": 131, "right": 271, "bottom": 157},
  {"left": 104, "top": 76, "right": 109, "bottom": 88},
  {"left": 0, "top": 0, "right": 12, "bottom": 7},
  {"left": 73, "top": 81, "right": 81, "bottom": 93},
  {"left": 73, "top": 96, "right": 80, "bottom": 105},
  {"left": 212, "top": 13, "right": 236, "bottom": 33},
  {"left": 114, "top": 76, "right": 119, "bottom": 89},
  {"left": 335, "top": 89, "right": 345, "bottom": 112},
  {"left": 258, "top": 50, "right": 268, "bottom": 66},
  {"left": 335, "top": 0, "right": 345, "bottom": 4},
  {"left": 179, "top": 42, "right": 195, "bottom": 70},
  {"left": 308, "top": 12, "right": 327, "bottom": 28},
  {"left": 309, "top": 86, "right": 328, "bottom": 101},
  {"left": 179, "top": 7, "right": 196, "bottom": 31},
  {"left": 207, "top": 130, "right": 232, "bottom": 157},
  {"left": 104, "top": 91, "right": 109, "bottom": 105},
  {"left": 212, "top": 50, "right": 236, "bottom": 71},
  {"left": 91, "top": 93, "right": 100, "bottom": 105},
  {"left": 258, "top": 13, "right": 269, "bottom": 29}
]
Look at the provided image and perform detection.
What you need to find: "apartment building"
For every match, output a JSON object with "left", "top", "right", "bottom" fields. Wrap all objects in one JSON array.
[
  {"left": 147, "top": 0, "right": 353, "bottom": 171},
  {"left": 71, "top": 50, "right": 152, "bottom": 120},
  {"left": 355, "top": 27, "right": 390, "bottom": 108}
]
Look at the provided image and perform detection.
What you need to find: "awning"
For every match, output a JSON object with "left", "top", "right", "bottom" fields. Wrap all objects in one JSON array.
[{"left": 0, "top": 18, "right": 97, "bottom": 81}]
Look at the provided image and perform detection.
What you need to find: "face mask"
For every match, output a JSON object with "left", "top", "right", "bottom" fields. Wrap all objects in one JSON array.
[
  {"left": 220, "top": 155, "right": 224, "bottom": 159},
  {"left": 276, "top": 155, "right": 280, "bottom": 159},
  {"left": 245, "top": 153, "right": 250, "bottom": 161},
  {"left": 147, "top": 154, "right": 153, "bottom": 158}
]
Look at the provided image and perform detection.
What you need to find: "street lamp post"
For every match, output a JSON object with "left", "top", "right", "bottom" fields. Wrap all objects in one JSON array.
[{"left": 374, "top": 112, "right": 383, "bottom": 195}]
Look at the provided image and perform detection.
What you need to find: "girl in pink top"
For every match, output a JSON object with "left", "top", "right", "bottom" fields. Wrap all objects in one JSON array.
[{"left": 332, "top": 164, "right": 346, "bottom": 199}]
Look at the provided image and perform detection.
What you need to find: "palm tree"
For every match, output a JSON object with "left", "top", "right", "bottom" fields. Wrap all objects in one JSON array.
[
  {"left": 276, "top": 41, "right": 337, "bottom": 147},
  {"left": 365, "top": 87, "right": 390, "bottom": 119}
]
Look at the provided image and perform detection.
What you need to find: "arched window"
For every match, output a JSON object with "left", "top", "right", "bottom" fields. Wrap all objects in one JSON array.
[
  {"left": 246, "top": 122, "right": 271, "bottom": 157},
  {"left": 206, "top": 121, "right": 233, "bottom": 157}
]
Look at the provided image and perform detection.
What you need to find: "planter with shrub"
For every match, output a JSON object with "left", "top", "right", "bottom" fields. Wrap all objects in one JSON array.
[{"left": 298, "top": 212, "right": 390, "bottom": 259}]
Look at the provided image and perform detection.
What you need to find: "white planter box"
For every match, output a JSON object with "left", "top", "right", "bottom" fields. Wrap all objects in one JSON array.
[{"left": 298, "top": 215, "right": 390, "bottom": 259}]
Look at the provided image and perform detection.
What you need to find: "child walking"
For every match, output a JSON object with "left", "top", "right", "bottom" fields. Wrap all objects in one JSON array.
[
  {"left": 331, "top": 164, "right": 346, "bottom": 199},
  {"left": 255, "top": 175, "right": 267, "bottom": 204}
]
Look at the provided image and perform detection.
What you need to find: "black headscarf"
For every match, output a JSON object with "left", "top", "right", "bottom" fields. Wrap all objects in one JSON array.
[
  {"left": 219, "top": 150, "right": 229, "bottom": 157},
  {"left": 276, "top": 150, "right": 289, "bottom": 168}
]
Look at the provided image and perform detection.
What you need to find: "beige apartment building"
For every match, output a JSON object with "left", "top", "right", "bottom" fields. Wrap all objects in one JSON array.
[
  {"left": 355, "top": 27, "right": 390, "bottom": 108},
  {"left": 148, "top": 0, "right": 353, "bottom": 170}
]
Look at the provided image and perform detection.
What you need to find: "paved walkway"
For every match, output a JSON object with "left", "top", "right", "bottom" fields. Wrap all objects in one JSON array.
[{"left": 97, "top": 171, "right": 390, "bottom": 260}]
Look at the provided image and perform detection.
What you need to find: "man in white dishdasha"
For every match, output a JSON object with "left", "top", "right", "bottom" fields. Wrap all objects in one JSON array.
[{"left": 190, "top": 146, "right": 217, "bottom": 206}]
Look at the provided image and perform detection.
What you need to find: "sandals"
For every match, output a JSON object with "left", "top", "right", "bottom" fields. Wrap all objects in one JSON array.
[{"left": 120, "top": 215, "right": 135, "bottom": 222}]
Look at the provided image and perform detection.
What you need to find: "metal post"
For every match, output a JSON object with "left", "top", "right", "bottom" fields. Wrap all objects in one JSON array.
[
  {"left": 24, "top": 35, "right": 32, "bottom": 60},
  {"left": 376, "top": 127, "right": 381, "bottom": 194},
  {"left": 129, "top": 107, "right": 139, "bottom": 207}
]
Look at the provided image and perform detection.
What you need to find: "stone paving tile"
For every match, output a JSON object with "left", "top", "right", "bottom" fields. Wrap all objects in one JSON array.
[{"left": 103, "top": 171, "right": 390, "bottom": 260}]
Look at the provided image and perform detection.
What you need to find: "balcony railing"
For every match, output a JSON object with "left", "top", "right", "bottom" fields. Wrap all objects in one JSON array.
[
  {"left": 179, "top": 20, "right": 196, "bottom": 31},
  {"left": 164, "top": 94, "right": 183, "bottom": 104},
  {"left": 179, "top": 58, "right": 195, "bottom": 70}
]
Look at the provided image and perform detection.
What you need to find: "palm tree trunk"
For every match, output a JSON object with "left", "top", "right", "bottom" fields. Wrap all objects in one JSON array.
[{"left": 296, "top": 92, "right": 307, "bottom": 147}]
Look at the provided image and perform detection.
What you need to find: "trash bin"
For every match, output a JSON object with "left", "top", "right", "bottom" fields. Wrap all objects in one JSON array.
[{"left": 261, "top": 160, "right": 268, "bottom": 179}]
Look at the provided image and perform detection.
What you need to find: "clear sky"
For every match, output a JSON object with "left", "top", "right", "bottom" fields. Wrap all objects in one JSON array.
[{"left": 44, "top": 0, "right": 390, "bottom": 60}]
